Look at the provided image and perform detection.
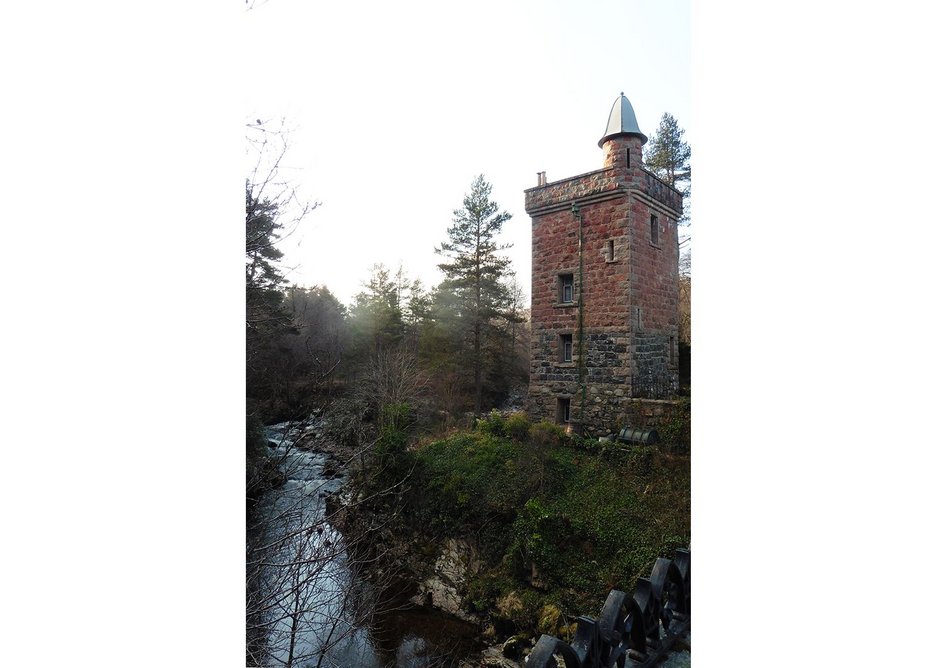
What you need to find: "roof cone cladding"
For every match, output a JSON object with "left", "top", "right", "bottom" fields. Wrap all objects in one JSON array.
[{"left": 598, "top": 92, "right": 647, "bottom": 147}]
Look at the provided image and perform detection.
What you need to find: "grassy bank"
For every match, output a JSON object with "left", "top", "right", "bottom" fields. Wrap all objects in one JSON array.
[{"left": 384, "top": 412, "right": 690, "bottom": 639}]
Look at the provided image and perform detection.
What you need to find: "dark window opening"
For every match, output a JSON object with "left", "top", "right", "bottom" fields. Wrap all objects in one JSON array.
[
  {"left": 559, "top": 274, "right": 574, "bottom": 303},
  {"left": 670, "top": 336, "right": 676, "bottom": 365},
  {"left": 606, "top": 239, "right": 615, "bottom": 261},
  {"left": 626, "top": 148, "right": 631, "bottom": 168},
  {"left": 556, "top": 397, "right": 571, "bottom": 424},
  {"left": 560, "top": 334, "right": 573, "bottom": 363},
  {"left": 651, "top": 214, "right": 659, "bottom": 245}
]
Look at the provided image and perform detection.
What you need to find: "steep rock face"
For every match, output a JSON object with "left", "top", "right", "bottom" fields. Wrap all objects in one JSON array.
[{"left": 411, "top": 538, "right": 481, "bottom": 621}]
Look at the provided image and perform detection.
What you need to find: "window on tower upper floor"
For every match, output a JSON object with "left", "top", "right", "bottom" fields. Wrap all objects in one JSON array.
[
  {"left": 559, "top": 274, "right": 574, "bottom": 304},
  {"left": 560, "top": 333, "right": 573, "bottom": 363},
  {"left": 650, "top": 214, "right": 659, "bottom": 246}
]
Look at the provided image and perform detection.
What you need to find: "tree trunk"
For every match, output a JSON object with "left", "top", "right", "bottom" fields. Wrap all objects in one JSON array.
[{"left": 473, "top": 320, "right": 482, "bottom": 415}]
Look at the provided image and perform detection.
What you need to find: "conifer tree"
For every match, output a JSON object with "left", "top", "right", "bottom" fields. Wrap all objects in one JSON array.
[
  {"left": 645, "top": 112, "right": 691, "bottom": 193},
  {"left": 647, "top": 112, "right": 692, "bottom": 279},
  {"left": 246, "top": 185, "right": 297, "bottom": 404},
  {"left": 436, "top": 175, "right": 513, "bottom": 415},
  {"left": 348, "top": 263, "right": 405, "bottom": 362}
]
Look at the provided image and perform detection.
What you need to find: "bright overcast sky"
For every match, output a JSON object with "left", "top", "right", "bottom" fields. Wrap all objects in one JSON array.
[{"left": 245, "top": 0, "right": 690, "bottom": 306}]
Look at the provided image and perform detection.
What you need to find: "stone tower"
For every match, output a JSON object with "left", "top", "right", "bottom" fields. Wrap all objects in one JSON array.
[{"left": 526, "top": 93, "right": 683, "bottom": 433}]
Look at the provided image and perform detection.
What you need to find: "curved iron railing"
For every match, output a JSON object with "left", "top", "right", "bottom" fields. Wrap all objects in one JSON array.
[{"left": 527, "top": 548, "right": 690, "bottom": 668}]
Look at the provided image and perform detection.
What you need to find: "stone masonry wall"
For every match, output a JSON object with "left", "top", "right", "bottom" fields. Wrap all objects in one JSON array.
[
  {"left": 618, "top": 398, "right": 685, "bottom": 430},
  {"left": 628, "top": 194, "right": 680, "bottom": 396},
  {"left": 527, "top": 126, "right": 682, "bottom": 431}
]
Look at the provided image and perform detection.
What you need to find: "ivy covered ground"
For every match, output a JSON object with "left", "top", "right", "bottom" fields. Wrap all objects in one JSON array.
[{"left": 387, "top": 412, "right": 691, "bottom": 638}]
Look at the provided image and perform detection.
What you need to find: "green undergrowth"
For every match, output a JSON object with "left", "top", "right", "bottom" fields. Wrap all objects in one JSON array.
[{"left": 401, "top": 411, "right": 690, "bottom": 634}]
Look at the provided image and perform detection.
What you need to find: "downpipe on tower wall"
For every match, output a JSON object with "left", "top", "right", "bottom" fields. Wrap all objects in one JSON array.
[{"left": 572, "top": 201, "right": 586, "bottom": 435}]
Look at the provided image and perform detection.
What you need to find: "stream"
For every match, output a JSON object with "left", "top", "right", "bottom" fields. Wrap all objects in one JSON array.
[{"left": 247, "top": 419, "right": 480, "bottom": 668}]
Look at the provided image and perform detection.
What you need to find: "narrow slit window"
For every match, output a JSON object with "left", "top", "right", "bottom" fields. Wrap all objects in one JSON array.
[
  {"left": 626, "top": 148, "right": 631, "bottom": 168},
  {"left": 650, "top": 214, "right": 659, "bottom": 245},
  {"left": 670, "top": 336, "right": 676, "bottom": 365},
  {"left": 606, "top": 239, "right": 615, "bottom": 261}
]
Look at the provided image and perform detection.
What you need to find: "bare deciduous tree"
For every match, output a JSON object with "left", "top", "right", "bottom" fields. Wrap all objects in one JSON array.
[
  {"left": 355, "top": 345, "right": 428, "bottom": 416},
  {"left": 247, "top": 418, "right": 412, "bottom": 667}
]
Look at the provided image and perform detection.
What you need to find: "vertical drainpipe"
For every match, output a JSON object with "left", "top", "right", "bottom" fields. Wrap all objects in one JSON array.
[{"left": 572, "top": 201, "right": 586, "bottom": 434}]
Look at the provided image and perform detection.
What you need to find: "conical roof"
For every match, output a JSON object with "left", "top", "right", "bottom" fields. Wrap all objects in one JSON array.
[{"left": 598, "top": 92, "right": 647, "bottom": 147}]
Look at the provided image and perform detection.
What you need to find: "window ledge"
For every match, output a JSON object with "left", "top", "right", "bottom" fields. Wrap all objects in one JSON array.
[{"left": 553, "top": 302, "right": 577, "bottom": 308}]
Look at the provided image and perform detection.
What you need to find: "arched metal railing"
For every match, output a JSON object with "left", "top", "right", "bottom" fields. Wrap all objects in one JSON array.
[{"left": 526, "top": 548, "right": 690, "bottom": 668}]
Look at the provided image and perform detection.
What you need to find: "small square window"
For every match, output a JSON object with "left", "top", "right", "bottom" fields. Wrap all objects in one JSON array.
[
  {"left": 560, "top": 334, "right": 573, "bottom": 362},
  {"left": 650, "top": 214, "right": 659, "bottom": 246},
  {"left": 559, "top": 274, "right": 574, "bottom": 303}
]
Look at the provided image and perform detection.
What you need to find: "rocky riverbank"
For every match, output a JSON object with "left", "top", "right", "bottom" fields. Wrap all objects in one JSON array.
[
  {"left": 332, "top": 411, "right": 691, "bottom": 666},
  {"left": 335, "top": 492, "right": 526, "bottom": 667},
  {"left": 269, "top": 407, "right": 690, "bottom": 666}
]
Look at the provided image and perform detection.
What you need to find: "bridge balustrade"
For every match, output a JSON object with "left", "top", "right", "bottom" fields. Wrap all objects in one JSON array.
[{"left": 526, "top": 547, "right": 690, "bottom": 668}]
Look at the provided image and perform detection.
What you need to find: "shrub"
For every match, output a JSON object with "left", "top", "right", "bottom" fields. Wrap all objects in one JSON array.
[
  {"left": 529, "top": 420, "right": 567, "bottom": 449},
  {"left": 366, "top": 402, "right": 415, "bottom": 488},
  {"left": 504, "top": 412, "right": 531, "bottom": 442},
  {"left": 659, "top": 396, "right": 690, "bottom": 453},
  {"left": 381, "top": 401, "right": 412, "bottom": 431},
  {"left": 537, "top": 603, "right": 563, "bottom": 636},
  {"left": 476, "top": 409, "right": 507, "bottom": 437}
]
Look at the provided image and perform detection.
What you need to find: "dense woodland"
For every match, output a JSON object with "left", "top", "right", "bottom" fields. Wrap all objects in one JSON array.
[{"left": 247, "top": 168, "right": 529, "bottom": 468}]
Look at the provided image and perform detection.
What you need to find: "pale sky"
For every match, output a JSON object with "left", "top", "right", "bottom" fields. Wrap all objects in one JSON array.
[{"left": 245, "top": 0, "right": 691, "bottom": 306}]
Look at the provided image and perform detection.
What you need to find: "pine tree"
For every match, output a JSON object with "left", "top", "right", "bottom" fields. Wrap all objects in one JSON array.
[
  {"left": 647, "top": 112, "right": 692, "bottom": 283},
  {"left": 246, "top": 184, "right": 286, "bottom": 291},
  {"left": 246, "top": 184, "right": 297, "bottom": 404},
  {"left": 436, "top": 175, "right": 513, "bottom": 415},
  {"left": 348, "top": 263, "right": 405, "bottom": 363},
  {"left": 645, "top": 113, "right": 691, "bottom": 193}
]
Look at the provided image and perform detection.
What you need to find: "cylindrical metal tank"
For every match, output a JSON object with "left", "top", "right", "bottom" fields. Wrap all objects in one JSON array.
[{"left": 617, "top": 426, "right": 659, "bottom": 445}]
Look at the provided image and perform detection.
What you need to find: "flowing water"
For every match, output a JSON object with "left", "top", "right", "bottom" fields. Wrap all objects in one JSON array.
[{"left": 248, "top": 420, "right": 479, "bottom": 668}]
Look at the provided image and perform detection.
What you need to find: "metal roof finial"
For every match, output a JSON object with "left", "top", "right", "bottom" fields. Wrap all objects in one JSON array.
[{"left": 599, "top": 92, "right": 647, "bottom": 147}]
